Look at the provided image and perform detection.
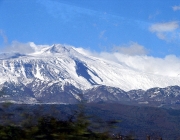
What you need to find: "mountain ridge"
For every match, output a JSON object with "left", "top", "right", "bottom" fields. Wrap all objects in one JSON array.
[
  {"left": 0, "top": 44, "right": 180, "bottom": 91},
  {"left": 0, "top": 44, "right": 180, "bottom": 106}
]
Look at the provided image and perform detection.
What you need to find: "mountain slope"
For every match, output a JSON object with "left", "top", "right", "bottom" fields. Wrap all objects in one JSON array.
[
  {"left": 0, "top": 44, "right": 180, "bottom": 91},
  {"left": 0, "top": 44, "right": 180, "bottom": 105}
]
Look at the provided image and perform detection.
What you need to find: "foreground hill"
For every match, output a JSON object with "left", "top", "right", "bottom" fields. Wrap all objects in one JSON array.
[{"left": 1, "top": 103, "right": 180, "bottom": 140}]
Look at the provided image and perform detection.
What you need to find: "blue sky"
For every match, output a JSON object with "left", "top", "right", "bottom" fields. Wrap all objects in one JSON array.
[{"left": 0, "top": 0, "right": 180, "bottom": 57}]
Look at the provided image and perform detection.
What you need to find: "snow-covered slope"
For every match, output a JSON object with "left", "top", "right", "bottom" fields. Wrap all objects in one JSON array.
[
  {"left": 0, "top": 44, "right": 180, "bottom": 105},
  {"left": 0, "top": 44, "right": 180, "bottom": 92}
]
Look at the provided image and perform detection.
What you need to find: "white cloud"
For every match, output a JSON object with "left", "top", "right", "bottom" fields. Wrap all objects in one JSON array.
[
  {"left": 0, "top": 29, "right": 8, "bottom": 44},
  {"left": 172, "top": 5, "right": 180, "bottom": 11},
  {"left": 2, "top": 41, "right": 36, "bottom": 54},
  {"left": 99, "top": 30, "right": 107, "bottom": 40},
  {"left": 37, "top": 0, "right": 99, "bottom": 22},
  {"left": 80, "top": 48, "right": 180, "bottom": 77},
  {"left": 149, "top": 21, "right": 180, "bottom": 41},
  {"left": 149, "top": 21, "right": 179, "bottom": 32},
  {"left": 113, "top": 53, "right": 180, "bottom": 77},
  {"left": 156, "top": 32, "right": 166, "bottom": 40},
  {"left": 148, "top": 11, "right": 160, "bottom": 19},
  {"left": 112, "top": 42, "right": 148, "bottom": 55}
]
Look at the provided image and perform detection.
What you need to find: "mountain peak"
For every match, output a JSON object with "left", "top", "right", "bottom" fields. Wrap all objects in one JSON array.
[
  {"left": 0, "top": 43, "right": 180, "bottom": 92},
  {"left": 42, "top": 44, "right": 76, "bottom": 55},
  {"left": 49, "top": 44, "right": 70, "bottom": 53}
]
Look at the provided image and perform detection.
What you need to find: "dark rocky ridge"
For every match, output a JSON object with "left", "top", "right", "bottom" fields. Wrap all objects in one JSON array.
[{"left": 0, "top": 82, "right": 180, "bottom": 109}]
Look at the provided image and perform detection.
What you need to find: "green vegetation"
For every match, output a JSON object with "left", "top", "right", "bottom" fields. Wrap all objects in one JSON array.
[
  {"left": 2, "top": 102, "right": 174, "bottom": 139},
  {"left": 0, "top": 116, "right": 112, "bottom": 140},
  {"left": 0, "top": 102, "right": 121, "bottom": 140}
]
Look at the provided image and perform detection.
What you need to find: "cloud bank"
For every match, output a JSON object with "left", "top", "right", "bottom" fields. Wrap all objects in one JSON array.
[
  {"left": 112, "top": 42, "right": 148, "bottom": 55},
  {"left": 77, "top": 43, "right": 180, "bottom": 77},
  {"left": 1, "top": 41, "right": 37, "bottom": 54}
]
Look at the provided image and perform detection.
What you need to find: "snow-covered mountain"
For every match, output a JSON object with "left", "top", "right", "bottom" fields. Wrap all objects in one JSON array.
[{"left": 0, "top": 44, "right": 180, "bottom": 106}]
